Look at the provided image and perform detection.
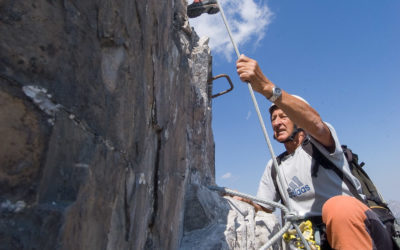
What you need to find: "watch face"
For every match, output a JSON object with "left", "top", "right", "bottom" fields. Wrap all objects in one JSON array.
[
  {"left": 269, "top": 87, "right": 282, "bottom": 102},
  {"left": 268, "top": 87, "right": 282, "bottom": 102}
]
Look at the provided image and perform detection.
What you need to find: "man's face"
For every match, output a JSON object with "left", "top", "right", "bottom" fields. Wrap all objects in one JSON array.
[{"left": 270, "top": 108, "right": 295, "bottom": 142}]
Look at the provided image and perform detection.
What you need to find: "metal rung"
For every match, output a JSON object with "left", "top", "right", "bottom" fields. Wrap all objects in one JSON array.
[{"left": 208, "top": 74, "right": 234, "bottom": 98}]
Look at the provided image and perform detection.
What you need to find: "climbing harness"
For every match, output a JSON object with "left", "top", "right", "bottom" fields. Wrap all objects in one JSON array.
[
  {"left": 210, "top": 1, "right": 314, "bottom": 249},
  {"left": 208, "top": 74, "right": 234, "bottom": 98},
  {"left": 283, "top": 220, "right": 321, "bottom": 250}
]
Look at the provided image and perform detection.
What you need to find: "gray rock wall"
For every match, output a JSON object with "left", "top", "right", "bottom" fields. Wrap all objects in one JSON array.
[
  {"left": 0, "top": 0, "right": 214, "bottom": 249},
  {"left": 0, "top": 0, "right": 280, "bottom": 249}
]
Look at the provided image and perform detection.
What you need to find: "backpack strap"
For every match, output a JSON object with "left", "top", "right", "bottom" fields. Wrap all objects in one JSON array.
[
  {"left": 301, "top": 140, "right": 365, "bottom": 204},
  {"left": 271, "top": 151, "right": 288, "bottom": 204}
]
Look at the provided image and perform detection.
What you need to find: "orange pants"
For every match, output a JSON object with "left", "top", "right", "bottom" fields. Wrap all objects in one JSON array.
[{"left": 322, "top": 195, "right": 392, "bottom": 250}]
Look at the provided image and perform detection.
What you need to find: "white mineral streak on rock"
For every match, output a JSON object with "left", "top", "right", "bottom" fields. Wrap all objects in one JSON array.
[
  {"left": 164, "top": 129, "right": 169, "bottom": 140},
  {"left": 0, "top": 200, "right": 26, "bottom": 213},
  {"left": 172, "top": 104, "right": 178, "bottom": 125},
  {"left": 139, "top": 173, "right": 146, "bottom": 185},
  {"left": 75, "top": 163, "right": 89, "bottom": 168},
  {"left": 22, "top": 85, "right": 61, "bottom": 117}
]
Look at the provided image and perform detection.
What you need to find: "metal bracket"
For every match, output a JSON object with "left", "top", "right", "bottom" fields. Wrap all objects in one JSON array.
[{"left": 208, "top": 74, "right": 234, "bottom": 98}]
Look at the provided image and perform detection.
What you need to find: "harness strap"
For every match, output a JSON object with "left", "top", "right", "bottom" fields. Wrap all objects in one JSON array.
[{"left": 301, "top": 140, "right": 365, "bottom": 204}]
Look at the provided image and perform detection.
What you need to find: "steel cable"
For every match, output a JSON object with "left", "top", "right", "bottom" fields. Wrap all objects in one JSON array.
[{"left": 212, "top": 1, "right": 312, "bottom": 249}]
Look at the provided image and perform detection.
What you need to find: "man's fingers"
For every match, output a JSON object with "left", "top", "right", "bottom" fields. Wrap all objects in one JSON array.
[
  {"left": 236, "top": 61, "right": 247, "bottom": 71},
  {"left": 236, "top": 67, "right": 249, "bottom": 82},
  {"left": 238, "top": 54, "right": 248, "bottom": 61},
  {"left": 236, "top": 55, "right": 263, "bottom": 85},
  {"left": 238, "top": 73, "right": 249, "bottom": 83}
]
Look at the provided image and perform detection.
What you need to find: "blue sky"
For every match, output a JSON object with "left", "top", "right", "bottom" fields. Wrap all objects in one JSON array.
[{"left": 190, "top": 0, "right": 400, "bottom": 201}]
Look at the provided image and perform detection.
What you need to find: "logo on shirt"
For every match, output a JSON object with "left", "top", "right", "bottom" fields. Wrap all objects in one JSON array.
[{"left": 287, "top": 176, "right": 310, "bottom": 198}]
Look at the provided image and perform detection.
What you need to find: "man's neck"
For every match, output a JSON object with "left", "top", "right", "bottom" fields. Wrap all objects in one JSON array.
[{"left": 284, "top": 132, "right": 306, "bottom": 154}]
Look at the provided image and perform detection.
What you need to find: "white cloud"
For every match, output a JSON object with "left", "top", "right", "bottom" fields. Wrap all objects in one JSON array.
[
  {"left": 189, "top": 0, "right": 273, "bottom": 61},
  {"left": 246, "top": 110, "right": 252, "bottom": 120},
  {"left": 221, "top": 172, "right": 233, "bottom": 179}
]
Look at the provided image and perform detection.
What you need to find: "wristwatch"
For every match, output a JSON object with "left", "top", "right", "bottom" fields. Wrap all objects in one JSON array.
[{"left": 268, "top": 87, "right": 282, "bottom": 102}]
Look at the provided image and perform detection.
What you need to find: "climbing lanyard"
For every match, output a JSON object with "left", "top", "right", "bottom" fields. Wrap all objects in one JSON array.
[
  {"left": 213, "top": 1, "right": 312, "bottom": 249},
  {"left": 283, "top": 220, "right": 321, "bottom": 250}
]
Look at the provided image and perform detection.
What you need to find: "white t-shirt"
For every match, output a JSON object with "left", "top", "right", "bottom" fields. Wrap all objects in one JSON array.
[{"left": 256, "top": 123, "right": 363, "bottom": 218}]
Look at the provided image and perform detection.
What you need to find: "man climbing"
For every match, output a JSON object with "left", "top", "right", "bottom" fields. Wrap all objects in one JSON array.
[
  {"left": 187, "top": 0, "right": 220, "bottom": 18},
  {"left": 235, "top": 54, "right": 393, "bottom": 249}
]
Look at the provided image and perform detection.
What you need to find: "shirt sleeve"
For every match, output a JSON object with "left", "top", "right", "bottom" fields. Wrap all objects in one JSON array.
[
  {"left": 309, "top": 122, "right": 364, "bottom": 197},
  {"left": 309, "top": 122, "right": 344, "bottom": 162},
  {"left": 256, "top": 159, "right": 281, "bottom": 211}
]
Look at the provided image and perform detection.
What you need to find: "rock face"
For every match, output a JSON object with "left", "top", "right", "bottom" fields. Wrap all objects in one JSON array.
[
  {"left": 181, "top": 185, "right": 281, "bottom": 250},
  {"left": 0, "top": 0, "right": 280, "bottom": 249}
]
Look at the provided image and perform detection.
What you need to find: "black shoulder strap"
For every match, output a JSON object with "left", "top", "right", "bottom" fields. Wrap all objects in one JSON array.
[
  {"left": 271, "top": 151, "right": 288, "bottom": 204},
  {"left": 276, "top": 151, "right": 288, "bottom": 165},
  {"left": 301, "top": 140, "right": 365, "bottom": 203}
]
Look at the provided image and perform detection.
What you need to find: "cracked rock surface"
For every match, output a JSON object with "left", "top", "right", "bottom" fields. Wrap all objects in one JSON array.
[{"left": 0, "top": 0, "right": 280, "bottom": 249}]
